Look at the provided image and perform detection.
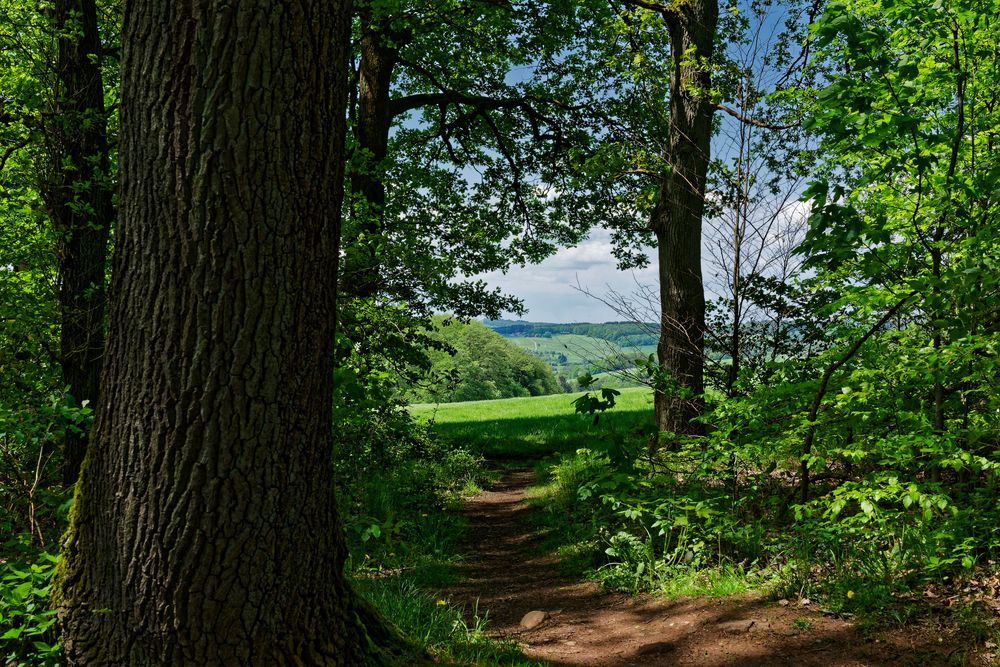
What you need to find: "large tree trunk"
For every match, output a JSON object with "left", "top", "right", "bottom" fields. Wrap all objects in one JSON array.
[
  {"left": 46, "top": 0, "right": 113, "bottom": 484},
  {"left": 56, "top": 1, "right": 415, "bottom": 663},
  {"left": 651, "top": 0, "right": 718, "bottom": 439}
]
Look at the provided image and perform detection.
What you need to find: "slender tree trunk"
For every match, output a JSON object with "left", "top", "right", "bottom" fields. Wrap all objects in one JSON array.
[
  {"left": 46, "top": 0, "right": 113, "bottom": 484},
  {"left": 651, "top": 0, "right": 718, "bottom": 439},
  {"left": 727, "top": 115, "right": 750, "bottom": 398},
  {"left": 728, "top": 211, "right": 743, "bottom": 397},
  {"left": 57, "top": 1, "right": 416, "bottom": 663},
  {"left": 342, "top": 15, "right": 400, "bottom": 299}
]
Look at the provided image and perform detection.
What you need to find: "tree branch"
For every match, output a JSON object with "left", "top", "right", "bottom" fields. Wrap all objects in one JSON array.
[
  {"left": 0, "top": 137, "right": 30, "bottom": 172},
  {"left": 621, "top": 0, "right": 675, "bottom": 16},
  {"left": 715, "top": 103, "right": 798, "bottom": 130}
]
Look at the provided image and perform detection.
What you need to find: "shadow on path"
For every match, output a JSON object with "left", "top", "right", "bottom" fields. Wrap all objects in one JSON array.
[{"left": 445, "top": 468, "right": 974, "bottom": 667}]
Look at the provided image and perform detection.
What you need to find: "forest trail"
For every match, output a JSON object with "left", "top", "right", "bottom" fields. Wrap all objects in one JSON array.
[{"left": 445, "top": 468, "right": 973, "bottom": 667}]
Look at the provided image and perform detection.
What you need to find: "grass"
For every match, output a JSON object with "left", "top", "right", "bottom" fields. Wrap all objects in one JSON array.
[
  {"left": 353, "top": 575, "right": 548, "bottom": 666},
  {"left": 406, "top": 387, "right": 1000, "bottom": 663},
  {"left": 409, "top": 387, "right": 656, "bottom": 458},
  {"left": 506, "top": 334, "right": 656, "bottom": 364},
  {"left": 506, "top": 334, "right": 656, "bottom": 388},
  {"left": 341, "top": 428, "right": 545, "bottom": 665}
]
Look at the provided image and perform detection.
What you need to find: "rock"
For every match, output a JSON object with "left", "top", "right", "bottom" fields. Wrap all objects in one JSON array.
[
  {"left": 520, "top": 610, "right": 548, "bottom": 629},
  {"left": 799, "top": 597, "right": 812, "bottom": 606},
  {"left": 636, "top": 641, "right": 677, "bottom": 655},
  {"left": 716, "top": 619, "right": 757, "bottom": 634},
  {"left": 778, "top": 598, "right": 790, "bottom": 606}
]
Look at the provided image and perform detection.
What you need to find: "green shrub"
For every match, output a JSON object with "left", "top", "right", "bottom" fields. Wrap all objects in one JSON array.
[{"left": 0, "top": 549, "right": 61, "bottom": 666}]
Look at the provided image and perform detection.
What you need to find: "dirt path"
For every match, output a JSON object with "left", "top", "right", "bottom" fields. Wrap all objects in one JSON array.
[{"left": 445, "top": 468, "right": 982, "bottom": 666}]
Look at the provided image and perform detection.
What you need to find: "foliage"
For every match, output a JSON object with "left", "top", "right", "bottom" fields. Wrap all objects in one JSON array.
[
  {"left": 0, "top": 191, "right": 59, "bottom": 407},
  {"left": 343, "top": 0, "right": 603, "bottom": 318},
  {"left": 332, "top": 309, "right": 491, "bottom": 568},
  {"left": 1, "top": 0, "right": 1000, "bottom": 654},
  {"left": 0, "top": 394, "right": 86, "bottom": 546},
  {"left": 0, "top": 548, "right": 61, "bottom": 666},
  {"left": 571, "top": 373, "right": 621, "bottom": 425},
  {"left": 337, "top": 429, "right": 487, "bottom": 570},
  {"left": 406, "top": 318, "right": 561, "bottom": 404}
]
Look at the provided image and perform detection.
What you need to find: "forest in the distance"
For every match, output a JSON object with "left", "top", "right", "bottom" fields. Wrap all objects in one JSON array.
[{"left": 1, "top": 0, "right": 999, "bottom": 664}]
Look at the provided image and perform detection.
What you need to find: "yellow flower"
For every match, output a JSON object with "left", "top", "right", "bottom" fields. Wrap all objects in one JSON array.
[
  {"left": 436, "top": 599, "right": 448, "bottom": 606},
  {"left": 847, "top": 590, "right": 855, "bottom": 599}
]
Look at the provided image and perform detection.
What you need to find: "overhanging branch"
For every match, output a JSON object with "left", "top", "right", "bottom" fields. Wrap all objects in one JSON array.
[{"left": 715, "top": 103, "right": 798, "bottom": 130}]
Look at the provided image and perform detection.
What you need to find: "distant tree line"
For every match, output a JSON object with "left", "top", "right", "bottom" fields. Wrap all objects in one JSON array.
[{"left": 484, "top": 320, "right": 659, "bottom": 347}]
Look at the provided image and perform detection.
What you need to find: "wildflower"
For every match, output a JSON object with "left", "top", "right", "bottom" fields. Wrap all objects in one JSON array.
[
  {"left": 436, "top": 599, "right": 448, "bottom": 606},
  {"left": 847, "top": 590, "right": 855, "bottom": 599}
]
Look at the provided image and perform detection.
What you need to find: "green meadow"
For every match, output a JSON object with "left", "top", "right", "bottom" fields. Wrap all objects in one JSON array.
[
  {"left": 410, "top": 386, "right": 655, "bottom": 458},
  {"left": 506, "top": 334, "right": 655, "bottom": 361},
  {"left": 505, "top": 334, "right": 657, "bottom": 382}
]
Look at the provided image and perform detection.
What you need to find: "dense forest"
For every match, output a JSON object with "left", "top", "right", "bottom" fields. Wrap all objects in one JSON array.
[
  {"left": 1, "top": 0, "right": 999, "bottom": 664},
  {"left": 407, "top": 318, "right": 562, "bottom": 403}
]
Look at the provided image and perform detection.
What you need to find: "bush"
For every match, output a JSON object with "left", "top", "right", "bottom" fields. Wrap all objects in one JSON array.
[{"left": 0, "top": 548, "right": 61, "bottom": 666}]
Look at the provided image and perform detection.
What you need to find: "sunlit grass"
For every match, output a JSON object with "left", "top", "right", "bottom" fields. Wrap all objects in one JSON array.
[
  {"left": 409, "top": 387, "right": 655, "bottom": 458},
  {"left": 409, "top": 386, "right": 652, "bottom": 421},
  {"left": 354, "top": 575, "right": 547, "bottom": 666}
]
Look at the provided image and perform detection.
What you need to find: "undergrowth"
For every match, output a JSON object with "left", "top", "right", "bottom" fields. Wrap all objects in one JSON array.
[
  {"left": 411, "top": 377, "right": 1000, "bottom": 649},
  {"left": 353, "top": 576, "right": 545, "bottom": 666}
]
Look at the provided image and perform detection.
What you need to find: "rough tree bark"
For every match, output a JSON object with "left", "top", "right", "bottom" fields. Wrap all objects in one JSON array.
[
  {"left": 46, "top": 0, "right": 114, "bottom": 484},
  {"left": 649, "top": 0, "right": 718, "bottom": 439},
  {"left": 56, "top": 0, "right": 417, "bottom": 663}
]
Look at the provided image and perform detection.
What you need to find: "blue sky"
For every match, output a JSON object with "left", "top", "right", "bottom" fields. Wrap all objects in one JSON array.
[
  {"left": 479, "top": 194, "right": 811, "bottom": 324},
  {"left": 472, "top": 0, "right": 813, "bottom": 324},
  {"left": 478, "top": 227, "right": 660, "bottom": 323}
]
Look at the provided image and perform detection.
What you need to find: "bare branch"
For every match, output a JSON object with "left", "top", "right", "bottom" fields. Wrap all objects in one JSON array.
[{"left": 714, "top": 103, "right": 798, "bottom": 130}]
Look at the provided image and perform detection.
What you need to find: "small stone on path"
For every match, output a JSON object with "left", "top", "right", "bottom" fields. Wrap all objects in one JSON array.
[
  {"left": 636, "top": 641, "right": 677, "bottom": 656},
  {"left": 520, "top": 610, "right": 548, "bottom": 629},
  {"left": 716, "top": 619, "right": 758, "bottom": 634}
]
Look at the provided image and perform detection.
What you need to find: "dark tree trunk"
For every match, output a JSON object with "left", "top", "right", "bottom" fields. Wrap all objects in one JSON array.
[
  {"left": 650, "top": 0, "right": 718, "bottom": 440},
  {"left": 342, "top": 14, "right": 401, "bottom": 299},
  {"left": 46, "top": 0, "right": 114, "bottom": 484},
  {"left": 56, "top": 1, "right": 416, "bottom": 663}
]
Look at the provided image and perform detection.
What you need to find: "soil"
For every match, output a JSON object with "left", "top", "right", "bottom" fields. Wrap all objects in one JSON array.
[{"left": 445, "top": 468, "right": 997, "bottom": 666}]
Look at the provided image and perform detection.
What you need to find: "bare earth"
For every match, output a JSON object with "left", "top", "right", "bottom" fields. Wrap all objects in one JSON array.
[{"left": 446, "top": 468, "right": 994, "bottom": 666}]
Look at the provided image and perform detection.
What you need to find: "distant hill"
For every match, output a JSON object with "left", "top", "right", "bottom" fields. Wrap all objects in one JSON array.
[
  {"left": 482, "top": 320, "right": 658, "bottom": 390},
  {"left": 407, "top": 318, "right": 562, "bottom": 403},
  {"left": 482, "top": 320, "right": 659, "bottom": 347}
]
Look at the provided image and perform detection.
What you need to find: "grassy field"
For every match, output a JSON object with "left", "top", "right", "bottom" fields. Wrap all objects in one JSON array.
[
  {"left": 504, "top": 334, "right": 656, "bottom": 390},
  {"left": 410, "top": 386, "right": 655, "bottom": 458},
  {"left": 507, "top": 334, "right": 654, "bottom": 361}
]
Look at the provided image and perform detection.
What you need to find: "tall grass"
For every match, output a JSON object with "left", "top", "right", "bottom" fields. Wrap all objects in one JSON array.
[{"left": 353, "top": 576, "right": 546, "bottom": 666}]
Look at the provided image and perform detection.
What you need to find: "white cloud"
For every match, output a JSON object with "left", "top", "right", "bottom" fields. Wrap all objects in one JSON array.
[{"left": 478, "top": 228, "right": 659, "bottom": 322}]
